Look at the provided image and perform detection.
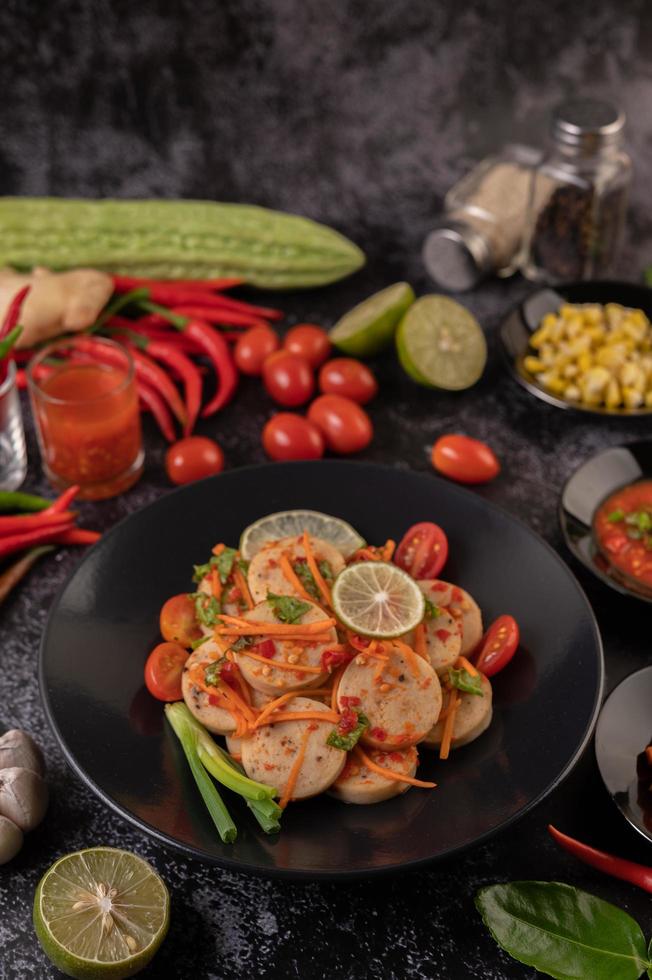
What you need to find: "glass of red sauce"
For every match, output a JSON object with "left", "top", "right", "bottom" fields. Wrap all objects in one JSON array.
[
  {"left": 27, "top": 336, "right": 144, "bottom": 500},
  {"left": 593, "top": 479, "right": 652, "bottom": 594}
]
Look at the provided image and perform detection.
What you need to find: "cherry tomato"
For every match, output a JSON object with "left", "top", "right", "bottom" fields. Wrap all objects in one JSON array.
[
  {"left": 144, "top": 641, "right": 188, "bottom": 701},
  {"left": 307, "top": 394, "right": 373, "bottom": 454},
  {"left": 283, "top": 324, "right": 331, "bottom": 368},
  {"left": 166, "top": 436, "right": 224, "bottom": 485},
  {"left": 160, "top": 593, "right": 202, "bottom": 646},
  {"left": 318, "top": 357, "right": 378, "bottom": 404},
  {"left": 263, "top": 351, "right": 314, "bottom": 407},
  {"left": 234, "top": 326, "right": 280, "bottom": 376},
  {"left": 474, "top": 615, "right": 520, "bottom": 677},
  {"left": 262, "top": 413, "right": 325, "bottom": 461},
  {"left": 431, "top": 434, "right": 500, "bottom": 484},
  {"left": 394, "top": 521, "right": 449, "bottom": 579}
]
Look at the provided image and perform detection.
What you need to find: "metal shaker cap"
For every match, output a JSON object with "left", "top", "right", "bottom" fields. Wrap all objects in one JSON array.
[
  {"left": 422, "top": 220, "right": 492, "bottom": 292},
  {"left": 552, "top": 98, "right": 625, "bottom": 152}
]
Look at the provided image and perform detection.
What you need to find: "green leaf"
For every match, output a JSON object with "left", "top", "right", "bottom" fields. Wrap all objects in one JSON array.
[
  {"left": 190, "top": 635, "right": 209, "bottom": 651},
  {"left": 204, "top": 660, "right": 225, "bottom": 686},
  {"left": 476, "top": 881, "right": 651, "bottom": 980},
  {"left": 215, "top": 547, "right": 238, "bottom": 584},
  {"left": 424, "top": 598, "right": 442, "bottom": 620},
  {"left": 607, "top": 509, "right": 625, "bottom": 523},
  {"left": 189, "top": 592, "right": 222, "bottom": 627},
  {"left": 327, "top": 712, "right": 369, "bottom": 751},
  {"left": 449, "top": 666, "right": 484, "bottom": 696},
  {"left": 293, "top": 558, "right": 332, "bottom": 600},
  {"left": 230, "top": 636, "right": 253, "bottom": 652},
  {"left": 647, "top": 936, "right": 652, "bottom": 979},
  {"left": 267, "top": 591, "right": 312, "bottom": 624}
]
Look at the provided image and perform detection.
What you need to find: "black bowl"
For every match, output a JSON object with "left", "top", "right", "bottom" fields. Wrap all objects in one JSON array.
[
  {"left": 40, "top": 461, "right": 604, "bottom": 879},
  {"left": 500, "top": 280, "right": 652, "bottom": 416},
  {"left": 560, "top": 440, "right": 652, "bottom": 603}
]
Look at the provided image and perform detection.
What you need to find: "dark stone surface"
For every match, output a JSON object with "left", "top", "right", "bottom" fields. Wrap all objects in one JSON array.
[{"left": 1, "top": 1, "right": 652, "bottom": 977}]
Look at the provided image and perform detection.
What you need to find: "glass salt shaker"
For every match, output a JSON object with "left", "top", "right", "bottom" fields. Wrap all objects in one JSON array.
[
  {"left": 521, "top": 98, "right": 632, "bottom": 283},
  {"left": 422, "top": 144, "right": 542, "bottom": 291}
]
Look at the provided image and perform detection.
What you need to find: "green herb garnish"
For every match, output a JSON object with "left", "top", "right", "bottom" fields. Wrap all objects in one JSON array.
[
  {"left": 192, "top": 546, "right": 239, "bottom": 585},
  {"left": 424, "top": 599, "right": 441, "bottom": 620},
  {"left": 448, "top": 666, "right": 484, "bottom": 696},
  {"left": 190, "top": 635, "right": 209, "bottom": 651},
  {"left": 190, "top": 592, "right": 222, "bottom": 627},
  {"left": 204, "top": 659, "right": 226, "bottom": 686},
  {"left": 327, "top": 711, "right": 369, "bottom": 751},
  {"left": 267, "top": 592, "right": 312, "bottom": 624},
  {"left": 607, "top": 508, "right": 625, "bottom": 523},
  {"left": 293, "top": 559, "right": 333, "bottom": 600},
  {"left": 231, "top": 636, "right": 253, "bottom": 652}
]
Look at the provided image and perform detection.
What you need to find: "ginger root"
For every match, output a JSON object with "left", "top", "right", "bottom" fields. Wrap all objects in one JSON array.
[{"left": 0, "top": 267, "right": 113, "bottom": 349}]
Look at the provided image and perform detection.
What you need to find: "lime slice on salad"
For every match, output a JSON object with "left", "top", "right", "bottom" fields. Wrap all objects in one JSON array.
[
  {"left": 33, "top": 847, "right": 170, "bottom": 980},
  {"left": 329, "top": 282, "right": 415, "bottom": 356},
  {"left": 240, "top": 510, "right": 365, "bottom": 560},
  {"left": 332, "top": 561, "right": 425, "bottom": 638},
  {"left": 396, "top": 295, "right": 487, "bottom": 390}
]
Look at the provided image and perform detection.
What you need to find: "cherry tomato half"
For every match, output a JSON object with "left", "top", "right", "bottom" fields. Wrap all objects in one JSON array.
[
  {"left": 431, "top": 434, "right": 500, "bottom": 485},
  {"left": 234, "top": 326, "right": 280, "bottom": 376},
  {"left": 165, "top": 436, "right": 224, "bottom": 485},
  {"left": 318, "top": 357, "right": 378, "bottom": 404},
  {"left": 263, "top": 351, "right": 314, "bottom": 407},
  {"left": 144, "top": 641, "right": 188, "bottom": 701},
  {"left": 307, "top": 394, "right": 373, "bottom": 454},
  {"left": 160, "top": 593, "right": 202, "bottom": 647},
  {"left": 394, "top": 521, "right": 448, "bottom": 579},
  {"left": 283, "top": 324, "right": 331, "bottom": 368},
  {"left": 474, "top": 615, "right": 520, "bottom": 677},
  {"left": 262, "top": 413, "right": 325, "bottom": 461}
]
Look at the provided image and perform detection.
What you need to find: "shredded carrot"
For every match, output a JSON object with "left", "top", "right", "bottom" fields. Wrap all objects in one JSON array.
[
  {"left": 215, "top": 682, "right": 257, "bottom": 724},
  {"left": 354, "top": 746, "right": 436, "bottom": 788},
  {"left": 254, "top": 690, "right": 331, "bottom": 728},
  {"left": 302, "top": 530, "right": 332, "bottom": 607},
  {"left": 258, "top": 709, "right": 340, "bottom": 726},
  {"left": 382, "top": 539, "right": 396, "bottom": 562},
  {"left": 279, "top": 554, "right": 314, "bottom": 603},
  {"left": 279, "top": 728, "right": 312, "bottom": 809},
  {"left": 391, "top": 639, "right": 422, "bottom": 679},
  {"left": 212, "top": 543, "right": 225, "bottom": 556},
  {"left": 187, "top": 667, "right": 254, "bottom": 730},
  {"left": 439, "top": 689, "right": 459, "bottom": 760},
  {"left": 211, "top": 568, "right": 222, "bottom": 600},
  {"left": 217, "top": 614, "right": 336, "bottom": 633},
  {"left": 647, "top": 746, "right": 652, "bottom": 766},
  {"left": 232, "top": 564, "right": 254, "bottom": 609},
  {"left": 330, "top": 665, "right": 346, "bottom": 711},
  {"left": 236, "top": 650, "right": 323, "bottom": 673},
  {"left": 350, "top": 548, "right": 381, "bottom": 562},
  {"left": 456, "top": 655, "right": 479, "bottom": 677},
  {"left": 414, "top": 624, "right": 427, "bottom": 659}
]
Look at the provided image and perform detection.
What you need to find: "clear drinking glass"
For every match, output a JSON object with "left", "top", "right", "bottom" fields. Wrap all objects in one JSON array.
[{"left": 0, "top": 361, "right": 28, "bottom": 491}]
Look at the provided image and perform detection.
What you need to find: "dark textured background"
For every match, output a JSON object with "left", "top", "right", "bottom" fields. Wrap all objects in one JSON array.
[{"left": 2, "top": 1, "right": 652, "bottom": 977}]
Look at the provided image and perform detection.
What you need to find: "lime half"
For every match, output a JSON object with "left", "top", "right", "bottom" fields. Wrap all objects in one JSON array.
[
  {"left": 240, "top": 510, "right": 365, "bottom": 560},
  {"left": 396, "top": 295, "right": 487, "bottom": 390},
  {"left": 329, "top": 282, "right": 415, "bottom": 356},
  {"left": 332, "top": 561, "right": 425, "bottom": 638},
  {"left": 33, "top": 847, "right": 170, "bottom": 980}
]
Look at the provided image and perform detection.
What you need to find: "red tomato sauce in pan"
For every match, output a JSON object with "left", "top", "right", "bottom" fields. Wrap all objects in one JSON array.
[{"left": 594, "top": 480, "right": 652, "bottom": 590}]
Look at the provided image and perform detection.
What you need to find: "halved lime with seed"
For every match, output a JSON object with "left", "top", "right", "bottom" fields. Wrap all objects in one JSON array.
[
  {"left": 396, "top": 294, "right": 487, "bottom": 390},
  {"left": 329, "top": 282, "right": 415, "bottom": 356},
  {"left": 33, "top": 847, "right": 170, "bottom": 980},
  {"left": 240, "top": 510, "right": 365, "bottom": 560},
  {"left": 332, "top": 561, "right": 425, "bottom": 638}
]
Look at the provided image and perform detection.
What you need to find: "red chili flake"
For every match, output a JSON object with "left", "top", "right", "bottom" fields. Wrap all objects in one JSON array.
[
  {"left": 338, "top": 709, "right": 358, "bottom": 734},
  {"left": 369, "top": 726, "right": 387, "bottom": 741},
  {"left": 435, "top": 629, "right": 451, "bottom": 642},
  {"left": 267, "top": 559, "right": 278, "bottom": 568},
  {"left": 227, "top": 587, "right": 242, "bottom": 603},
  {"left": 348, "top": 634, "right": 368, "bottom": 652},
  {"left": 321, "top": 649, "right": 353, "bottom": 671},
  {"left": 339, "top": 695, "right": 361, "bottom": 708},
  {"left": 221, "top": 661, "right": 239, "bottom": 689},
  {"left": 263, "top": 762, "right": 275, "bottom": 771},
  {"left": 452, "top": 587, "right": 463, "bottom": 603},
  {"left": 432, "top": 582, "right": 448, "bottom": 592},
  {"left": 208, "top": 694, "right": 220, "bottom": 706},
  {"left": 389, "top": 752, "right": 404, "bottom": 763},
  {"left": 308, "top": 723, "right": 319, "bottom": 732},
  {"left": 257, "top": 639, "right": 276, "bottom": 659}
]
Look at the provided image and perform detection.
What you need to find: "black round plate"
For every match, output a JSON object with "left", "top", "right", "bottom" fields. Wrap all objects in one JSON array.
[
  {"left": 595, "top": 666, "right": 652, "bottom": 844},
  {"left": 560, "top": 440, "right": 652, "bottom": 603},
  {"left": 500, "top": 279, "right": 652, "bottom": 416},
  {"left": 40, "top": 461, "right": 604, "bottom": 879}
]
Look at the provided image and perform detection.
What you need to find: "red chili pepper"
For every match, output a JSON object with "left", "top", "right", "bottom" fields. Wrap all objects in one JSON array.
[
  {"left": 178, "top": 292, "right": 283, "bottom": 321},
  {"left": 369, "top": 726, "right": 387, "bottom": 742},
  {"left": 548, "top": 825, "right": 652, "bottom": 893},
  {"left": 45, "top": 485, "right": 80, "bottom": 514},
  {"left": 72, "top": 336, "right": 186, "bottom": 429},
  {"left": 339, "top": 695, "right": 361, "bottom": 708},
  {"left": 0, "top": 511, "right": 75, "bottom": 537},
  {"left": 54, "top": 528, "right": 101, "bottom": 545},
  {"left": 348, "top": 634, "right": 369, "bottom": 652},
  {"left": 171, "top": 305, "right": 269, "bottom": 328},
  {"left": 0, "top": 285, "right": 30, "bottom": 340},
  {"left": 435, "top": 629, "right": 452, "bottom": 642},
  {"left": 0, "top": 522, "right": 75, "bottom": 559},
  {"left": 257, "top": 639, "right": 276, "bottom": 659},
  {"left": 338, "top": 709, "right": 358, "bottom": 734},
  {"left": 221, "top": 661, "right": 240, "bottom": 688},
  {"left": 111, "top": 275, "right": 244, "bottom": 296},
  {"left": 321, "top": 649, "right": 354, "bottom": 671},
  {"left": 137, "top": 380, "right": 175, "bottom": 442}
]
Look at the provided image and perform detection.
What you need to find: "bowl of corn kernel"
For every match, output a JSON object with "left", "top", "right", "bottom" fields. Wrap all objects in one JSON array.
[{"left": 500, "top": 281, "right": 652, "bottom": 414}]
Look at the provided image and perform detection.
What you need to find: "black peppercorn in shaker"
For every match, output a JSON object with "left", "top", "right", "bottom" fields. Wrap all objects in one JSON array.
[{"left": 521, "top": 99, "right": 632, "bottom": 283}]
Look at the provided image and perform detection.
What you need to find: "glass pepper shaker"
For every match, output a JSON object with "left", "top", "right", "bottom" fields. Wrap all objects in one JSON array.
[{"left": 521, "top": 98, "right": 632, "bottom": 283}]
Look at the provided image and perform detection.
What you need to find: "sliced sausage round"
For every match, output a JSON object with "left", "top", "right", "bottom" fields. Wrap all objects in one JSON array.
[
  {"left": 182, "top": 640, "right": 236, "bottom": 736},
  {"left": 234, "top": 599, "right": 335, "bottom": 696},
  {"left": 422, "top": 674, "right": 493, "bottom": 750},
  {"left": 330, "top": 746, "right": 418, "bottom": 805},
  {"left": 241, "top": 696, "right": 346, "bottom": 800},
  {"left": 421, "top": 579, "right": 483, "bottom": 656},
  {"left": 337, "top": 645, "right": 442, "bottom": 750},
  {"left": 247, "top": 534, "right": 345, "bottom": 604}
]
